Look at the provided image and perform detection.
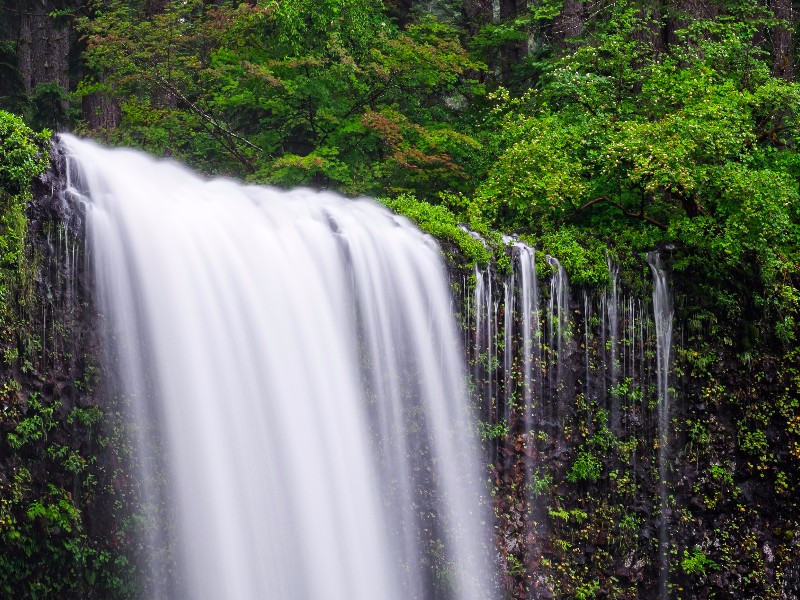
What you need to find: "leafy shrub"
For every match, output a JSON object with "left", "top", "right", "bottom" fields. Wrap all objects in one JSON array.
[
  {"left": 381, "top": 193, "right": 492, "bottom": 266},
  {"left": 566, "top": 450, "right": 602, "bottom": 483},
  {"left": 681, "top": 547, "right": 719, "bottom": 576}
]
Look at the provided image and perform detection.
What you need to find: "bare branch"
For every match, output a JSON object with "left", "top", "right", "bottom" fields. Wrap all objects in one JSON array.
[
  {"left": 569, "top": 196, "right": 668, "bottom": 229},
  {"left": 118, "top": 47, "right": 263, "bottom": 171}
]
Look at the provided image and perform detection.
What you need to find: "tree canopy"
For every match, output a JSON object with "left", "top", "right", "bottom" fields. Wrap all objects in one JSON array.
[{"left": 0, "top": 0, "right": 795, "bottom": 329}]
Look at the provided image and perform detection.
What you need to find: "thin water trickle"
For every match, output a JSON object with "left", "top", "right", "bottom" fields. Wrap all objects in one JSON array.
[
  {"left": 502, "top": 275, "right": 514, "bottom": 427},
  {"left": 546, "top": 256, "right": 569, "bottom": 425},
  {"left": 61, "top": 135, "right": 496, "bottom": 600},
  {"left": 582, "top": 290, "right": 593, "bottom": 431},
  {"left": 605, "top": 257, "right": 620, "bottom": 433},
  {"left": 647, "top": 250, "right": 674, "bottom": 600},
  {"left": 513, "top": 243, "right": 539, "bottom": 434}
]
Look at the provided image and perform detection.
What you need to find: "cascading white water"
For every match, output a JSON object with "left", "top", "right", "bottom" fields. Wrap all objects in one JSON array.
[
  {"left": 511, "top": 243, "right": 539, "bottom": 433},
  {"left": 647, "top": 250, "right": 674, "bottom": 600},
  {"left": 546, "top": 256, "right": 569, "bottom": 424},
  {"left": 605, "top": 257, "right": 620, "bottom": 432},
  {"left": 582, "top": 290, "right": 594, "bottom": 429},
  {"left": 61, "top": 135, "right": 495, "bottom": 600}
]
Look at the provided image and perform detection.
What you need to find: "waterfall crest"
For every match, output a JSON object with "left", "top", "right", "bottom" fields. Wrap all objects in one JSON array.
[
  {"left": 648, "top": 250, "right": 674, "bottom": 600},
  {"left": 61, "top": 135, "right": 495, "bottom": 600}
]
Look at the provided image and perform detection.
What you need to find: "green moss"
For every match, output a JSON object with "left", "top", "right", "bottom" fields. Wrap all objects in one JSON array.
[
  {"left": 566, "top": 450, "right": 603, "bottom": 483},
  {"left": 381, "top": 193, "right": 492, "bottom": 266},
  {"left": 0, "top": 111, "right": 50, "bottom": 198},
  {"left": 681, "top": 547, "right": 719, "bottom": 576},
  {"left": 531, "top": 227, "right": 610, "bottom": 288},
  {"left": 0, "top": 111, "right": 50, "bottom": 334}
]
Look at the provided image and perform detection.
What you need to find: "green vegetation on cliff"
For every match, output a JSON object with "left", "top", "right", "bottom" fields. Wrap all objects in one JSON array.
[
  {"left": 0, "top": 0, "right": 799, "bottom": 598},
  {"left": 0, "top": 111, "right": 49, "bottom": 360},
  {"left": 0, "top": 111, "right": 139, "bottom": 597}
]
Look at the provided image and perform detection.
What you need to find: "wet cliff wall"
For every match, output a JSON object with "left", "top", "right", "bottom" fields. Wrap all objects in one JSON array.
[
  {"left": 2, "top": 151, "right": 798, "bottom": 599},
  {"left": 0, "top": 142, "right": 141, "bottom": 597},
  {"left": 442, "top": 234, "right": 800, "bottom": 600}
]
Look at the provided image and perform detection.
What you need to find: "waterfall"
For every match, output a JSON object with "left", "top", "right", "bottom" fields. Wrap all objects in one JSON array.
[
  {"left": 582, "top": 290, "right": 594, "bottom": 430},
  {"left": 545, "top": 256, "right": 569, "bottom": 425},
  {"left": 510, "top": 243, "right": 540, "bottom": 435},
  {"left": 647, "top": 250, "right": 674, "bottom": 600},
  {"left": 473, "top": 265, "right": 498, "bottom": 430},
  {"left": 61, "top": 135, "right": 495, "bottom": 600},
  {"left": 605, "top": 257, "right": 620, "bottom": 433},
  {"left": 502, "top": 274, "right": 514, "bottom": 427}
]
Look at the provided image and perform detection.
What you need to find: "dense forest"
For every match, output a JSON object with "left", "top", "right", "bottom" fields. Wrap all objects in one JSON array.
[{"left": 1, "top": 0, "right": 799, "bottom": 597}]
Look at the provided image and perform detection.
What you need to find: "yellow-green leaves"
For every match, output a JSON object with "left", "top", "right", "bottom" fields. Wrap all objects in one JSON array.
[{"left": 0, "top": 111, "right": 50, "bottom": 198}]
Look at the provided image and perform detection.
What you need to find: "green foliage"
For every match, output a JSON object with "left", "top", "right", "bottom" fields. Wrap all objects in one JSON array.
[
  {"left": 535, "top": 228, "right": 609, "bottom": 287},
  {"left": 78, "top": 0, "right": 484, "bottom": 197},
  {"left": 0, "top": 386, "right": 138, "bottom": 596},
  {"left": 617, "top": 513, "right": 641, "bottom": 535},
  {"left": 528, "top": 467, "right": 553, "bottom": 498},
  {"left": 566, "top": 450, "right": 602, "bottom": 483},
  {"left": 478, "top": 419, "right": 510, "bottom": 441},
  {"left": 739, "top": 428, "right": 768, "bottom": 457},
  {"left": 575, "top": 579, "right": 600, "bottom": 600},
  {"left": 549, "top": 506, "right": 589, "bottom": 523},
  {"left": 0, "top": 473, "right": 137, "bottom": 598},
  {"left": 0, "top": 111, "right": 49, "bottom": 342},
  {"left": 566, "top": 411, "right": 619, "bottom": 484},
  {"left": 463, "top": 5, "right": 800, "bottom": 314},
  {"left": 68, "top": 406, "right": 104, "bottom": 428},
  {"left": 381, "top": 194, "right": 492, "bottom": 266},
  {"left": 0, "top": 111, "right": 50, "bottom": 198},
  {"left": 7, "top": 392, "right": 58, "bottom": 450},
  {"left": 681, "top": 547, "right": 719, "bottom": 576}
]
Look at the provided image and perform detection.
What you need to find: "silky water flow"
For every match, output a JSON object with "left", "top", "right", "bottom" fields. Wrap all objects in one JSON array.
[{"left": 60, "top": 135, "right": 495, "bottom": 600}]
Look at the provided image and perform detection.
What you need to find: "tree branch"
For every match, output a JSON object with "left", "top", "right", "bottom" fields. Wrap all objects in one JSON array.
[
  {"left": 120, "top": 48, "right": 263, "bottom": 172},
  {"left": 569, "top": 196, "right": 667, "bottom": 229},
  {"left": 152, "top": 72, "right": 263, "bottom": 154},
  {"left": 755, "top": 124, "right": 798, "bottom": 144}
]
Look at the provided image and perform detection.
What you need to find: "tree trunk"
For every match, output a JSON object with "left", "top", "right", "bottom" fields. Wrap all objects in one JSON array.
[
  {"left": 633, "top": 7, "right": 667, "bottom": 55},
  {"left": 82, "top": 92, "right": 121, "bottom": 131},
  {"left": 146, "top": 0, "right": 170, "bottom": 16},
  {"left": 463, "top": 0, "right": 494, "bottom": 35},
  {"left": 665, "top": 0, "right": 719, "bottom": 45},
  {"left": 552, "top": 0, "right": 584, "bottom": 47},
  {"left": 771, "top": 0, "right": 794, "bottom": 80},
  {"left": 385, "top": 0, "right": 415, "bottom": 26},
  {"left": 499, "top": 0, "right": 521, "bottom": 82},
  {"left": 7, "top": 0, "right": 71, "bottom": 93}
]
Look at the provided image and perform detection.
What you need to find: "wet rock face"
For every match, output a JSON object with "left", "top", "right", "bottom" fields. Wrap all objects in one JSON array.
[
  {"left": 451, "top": 248, "right": 800, "bottom": 600},
  {"left": 0, "top": 141, "right": 141, "bottom": 596},
  {"left": 29, "top": 141, "right": 68, "bottom": 228},
  {"left": 29, "top": 138, "right": 90, "bottom": 237}
]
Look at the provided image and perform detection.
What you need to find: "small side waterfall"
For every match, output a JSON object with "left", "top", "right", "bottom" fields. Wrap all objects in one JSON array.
[
  {"left": 605, "top": 257, "right": 620, "bottom": 433},
  {"left": 502, "top": 273, "right": 515, "bottom": 427},
  {"left": 472, "top": 264, "right": 500, "bottom": 448},
  {"left": 546, "top": 256, "right": 569, "bottom": 425},
  {"left": 647, "top": 250, "right": 674, "bottom": 600},
  {"left": 513, "top": 243, "right": 540, "bottom": 435},
  {"left": 582, "top": 290, "right": 594, "bottom": 429},
  {"left": 460, "top": 239, "right": 679, "bottom": 599},
  {"left": 61, "top": 135, "right": 495, "bottom": 600}
]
